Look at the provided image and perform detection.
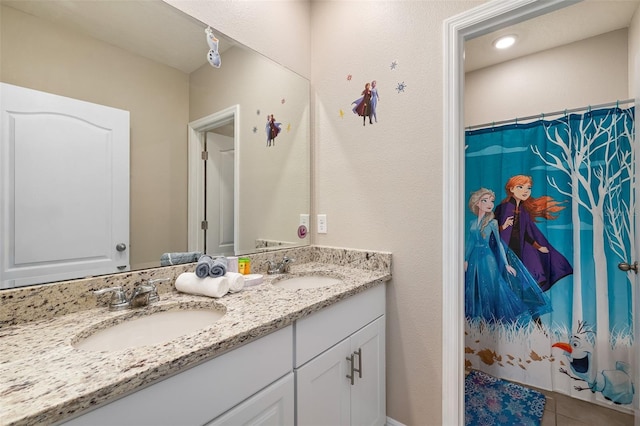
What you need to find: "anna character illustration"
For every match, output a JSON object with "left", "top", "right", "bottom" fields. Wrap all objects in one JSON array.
[
  {"left": 465, "top": 188, "right": 551, "bottom": 323},
  {"left": 265, "top": 114, "right": 281, "bottom": 147},
  {"left": 352, "top": 82, "right": 373, "bottom": 126},
  {"left": 494, "top": 175, "right": 572, "bottom": 291}
]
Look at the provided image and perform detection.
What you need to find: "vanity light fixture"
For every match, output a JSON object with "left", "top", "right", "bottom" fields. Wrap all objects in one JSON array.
[{"left": 493, "top": 35, "right": 517, "bottom": 50}]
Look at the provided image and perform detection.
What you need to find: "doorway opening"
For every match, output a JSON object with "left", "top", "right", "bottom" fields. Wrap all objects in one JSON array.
[{"left": 187, "top": 105, "right": 240, "bottom": 256}]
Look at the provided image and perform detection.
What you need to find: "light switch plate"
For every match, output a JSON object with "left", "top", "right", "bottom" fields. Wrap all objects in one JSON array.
[
  {"left": 300, "top": 214, "right": 309, "bottom": 228},
  {"left": 317, "top": 214, "right": 327, "bottom": 234}
]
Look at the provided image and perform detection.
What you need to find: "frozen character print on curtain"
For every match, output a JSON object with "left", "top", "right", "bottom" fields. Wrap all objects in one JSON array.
[
  {"left": 552, "top": 321, "right": 635, "bottom": 405},
  {"left": 265, "top": 114, "right": 281, "bottom": 147},
  {"left": 494, "top": 175, "right": 573, "bottom": 292},
  {"left": 464, "top": 188, "right": 552, "bottom": 324},
  {"left": 352, "top": 81, "right": 374, "bottom": 126}
]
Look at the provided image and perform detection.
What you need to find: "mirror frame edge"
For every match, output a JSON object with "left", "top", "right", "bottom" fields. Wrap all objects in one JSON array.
[{"left": 441, "top": 0, "right": 577, "bottom": 424}]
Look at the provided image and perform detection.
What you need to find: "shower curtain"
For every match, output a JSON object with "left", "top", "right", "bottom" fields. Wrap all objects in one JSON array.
[{"left": 464, "top": 105, "right": 636, "bottom": 411}]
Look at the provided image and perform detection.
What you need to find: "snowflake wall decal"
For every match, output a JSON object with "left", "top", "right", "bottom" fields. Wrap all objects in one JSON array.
[
  {"left": 396, "top": 81, "right": 407, "bottom": 93},
  {"left": 252, "top": 126, "right": 258, "bottom": 133},
  {"left": 390, "top": 60, "right": 398, "bottom": 70},
  {"left": 347, "top": 74, "right": 352, "bottom": 81}
]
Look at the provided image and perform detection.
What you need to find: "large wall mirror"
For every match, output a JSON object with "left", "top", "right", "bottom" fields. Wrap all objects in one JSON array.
[{"left": 0, "top": 0, "right": 310, "bottom": 289}]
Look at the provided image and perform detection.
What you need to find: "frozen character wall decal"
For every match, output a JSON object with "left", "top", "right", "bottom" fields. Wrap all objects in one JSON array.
[
  {"left": 552, "top": 321, "right": 635, "bottom": 405},
  {"left": 265, "top": 114, "right": 281, "bottom": 147},
  {"left": 494, "top": 175, "right": 573, "bottom": 291},
  {"left": 369, "top": 80, "right": 380, "bottom": 123},
  {"left": 352, "top": 81, "right": 379, "bottom": 126},
  {"left": 465, "top": 188, "right": 552, "bottom": 324}
]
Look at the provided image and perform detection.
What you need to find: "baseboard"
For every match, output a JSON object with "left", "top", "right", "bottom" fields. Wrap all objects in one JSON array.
[{"left": 386, "top": 416, "right": 407, "bottom": 426}]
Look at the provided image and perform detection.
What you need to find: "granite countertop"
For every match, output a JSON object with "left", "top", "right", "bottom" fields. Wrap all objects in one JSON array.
[{"left": 0, "top": 252, "right": 391, "bottom": 426}]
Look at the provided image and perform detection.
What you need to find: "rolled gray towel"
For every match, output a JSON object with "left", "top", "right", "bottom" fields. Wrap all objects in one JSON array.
[
  {"left": 195, "top": 255, "right": 215, "bottom": 278},
  {"left": 160, "top": 252, "right": 202, "bottom": 266},
  {"left": 209, "top": 256, "right": 228, "bottom": 278}
]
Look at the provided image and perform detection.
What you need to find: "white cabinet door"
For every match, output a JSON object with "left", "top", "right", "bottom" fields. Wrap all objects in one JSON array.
[
  {"left": 0, "top": 83, "right": 129, "bottom": 288},
  {"left": 350, "top": 316, "right": 386, "bottom": 426},
  {"left": 296, "top": 338, "right": 351, "bottom": 426},
  {"left": 206, "top": 373, "right": 294, "bottom": 426},
  {"left": 296, "top": 316, "right": 386, "bottom": 426}
]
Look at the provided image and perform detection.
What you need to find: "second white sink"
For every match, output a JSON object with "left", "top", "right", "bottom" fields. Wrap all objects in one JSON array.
[
  {"left": 272, "top": 275, "right": 342, "bottom": 290},
  {"left": 73, "top": 308, "right": 225, "bottom": 352}
]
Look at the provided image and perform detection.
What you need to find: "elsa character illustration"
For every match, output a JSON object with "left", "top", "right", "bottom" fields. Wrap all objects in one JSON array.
[
  {"left": 369, "top": 80, "right": 380, "bottom": 123},
  {"left": 465, "top": 188, "right": 551, "bottom": 323},
  {"left": 494, "top": 175, "right": 572, "bottom": 291}
]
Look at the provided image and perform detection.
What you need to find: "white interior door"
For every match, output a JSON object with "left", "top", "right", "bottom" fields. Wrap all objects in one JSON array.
[
  {"left": 0, "top": 83, "right": 129, "bottom": 288},
  {"left": 205, "top": 131, "right": 234, "bottom": 256}
]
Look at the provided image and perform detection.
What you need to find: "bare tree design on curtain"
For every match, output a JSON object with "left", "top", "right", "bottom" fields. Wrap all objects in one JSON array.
[{"left": 531, "top": 109, "right": 635, "bottom": 366}]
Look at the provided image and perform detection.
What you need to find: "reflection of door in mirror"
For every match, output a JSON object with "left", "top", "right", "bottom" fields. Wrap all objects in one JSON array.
[
  {"left": 0, "top": 83, "right": 130, "bottom": 289},
  {"left": 205, "top": 128, "right": 235, "bottom": 256}
]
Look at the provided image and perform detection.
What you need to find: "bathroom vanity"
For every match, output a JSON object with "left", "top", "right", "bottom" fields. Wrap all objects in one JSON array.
[{"left": 0, "top": 246, "right": 391, "bottom": 426}]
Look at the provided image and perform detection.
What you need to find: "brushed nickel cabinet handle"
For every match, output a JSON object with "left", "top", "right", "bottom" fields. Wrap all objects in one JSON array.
[
  {"left": 354, "top": 348, "right": 362, "bottom": 379},
  {"left": 346, "top": 353, "right": 355, "bottom": 385}
]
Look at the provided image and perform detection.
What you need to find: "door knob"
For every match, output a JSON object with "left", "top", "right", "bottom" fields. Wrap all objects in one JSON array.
[
  {"left": 618, "top": 261, "right": 638, "bottom": 274},
  {"left": 116, "top": 243, "right": 127, "bottom": 252}
]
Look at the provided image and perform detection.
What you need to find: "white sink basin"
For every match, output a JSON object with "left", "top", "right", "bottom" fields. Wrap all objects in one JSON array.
[
  {"left": 73, "top": 308, "right": 225, "bottom": 352},
  {"left": 272, "top": 275, "right": 343, "bottom": 290}
]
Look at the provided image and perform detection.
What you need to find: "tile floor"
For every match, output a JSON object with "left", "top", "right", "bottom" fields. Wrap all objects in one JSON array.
[{"left": 537, "top": 387, "right": 634, "bottom": 426}]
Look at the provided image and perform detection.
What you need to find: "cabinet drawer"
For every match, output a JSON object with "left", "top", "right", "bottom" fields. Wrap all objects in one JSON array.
[
  {"left": 295, "top": 284, "right": 384, "bottom": 367},
  {"left": 63, "top": 325, "right": 293, "bottom": 426},
  {"left": 206, "top": 373, "right": 294, "bottom": 425}
]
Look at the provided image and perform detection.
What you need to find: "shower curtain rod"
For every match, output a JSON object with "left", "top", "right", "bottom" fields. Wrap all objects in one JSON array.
[{"left": 466, "top": 98, "right": 635, "bottom": 131}]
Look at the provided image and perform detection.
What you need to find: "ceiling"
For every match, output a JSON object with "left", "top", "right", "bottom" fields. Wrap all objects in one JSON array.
[
  {"left": 4, "top": 1, "right": 638, "bottom": 76},
  {"left": 465, "top": 0, "right": 640, "bottom": 72},
  {"left": 1, "top": 0, "right": 235, "bottom": 74}
]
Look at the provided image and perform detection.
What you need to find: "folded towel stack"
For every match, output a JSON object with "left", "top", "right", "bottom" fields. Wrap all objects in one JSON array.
[
  {"left": 175, "top": 271, "right": 245, "bottom": 298},
  {"left": 175, "top": 272, "right": 230, "bottom": 298},
  {"left": 195, "top": 255, "right": 228, "bottom": 278},
  {"left": 160, "top": 251, "right": 203, "bottom": 266}
]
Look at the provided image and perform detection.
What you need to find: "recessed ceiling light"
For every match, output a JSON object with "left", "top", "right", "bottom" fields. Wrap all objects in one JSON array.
[{"left": 493, "top": 35, "right": 517, "bottom": 49}]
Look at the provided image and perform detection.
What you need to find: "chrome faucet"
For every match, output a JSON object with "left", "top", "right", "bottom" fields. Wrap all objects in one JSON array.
[
  {"left": 264, "top": 256, "right": 296, "bottom": 275},
  {"left": 93, "top": 278, "right": 170, "bottom": 311}
]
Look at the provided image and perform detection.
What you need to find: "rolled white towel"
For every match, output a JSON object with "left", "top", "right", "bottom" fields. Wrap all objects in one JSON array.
[
  {"left": 225, "top": 272, "right": 245, "bottom": 293},
  {"left": 175, "top": 272, "right": 230, "bottom": 298}
]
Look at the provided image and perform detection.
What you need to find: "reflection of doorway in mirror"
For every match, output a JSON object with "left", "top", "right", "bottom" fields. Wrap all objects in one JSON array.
[{"left": 205, "top": 129, "right": 235, "bottom": 256}]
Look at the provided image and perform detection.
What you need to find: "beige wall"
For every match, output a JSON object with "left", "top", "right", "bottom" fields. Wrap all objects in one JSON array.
[
  {"left": 310, "top": 1, "right": 480, "bottom": 424},
  {"left": 1, "top": 5, "right": 190, "bottom": 269},
  {"left": 630, "top": 3, "right": 640, "bottom": 97},
  {"left": 465, "top": 29, "right": 629, "bottom": 127}
]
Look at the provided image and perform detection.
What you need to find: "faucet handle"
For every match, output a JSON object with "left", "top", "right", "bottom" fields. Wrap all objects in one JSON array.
[
  {"left": 144, "top": 278, "right": 170, "bottom": 303},
  {"left": 93, "top": 286, "right": 129, "bottom": 311}
]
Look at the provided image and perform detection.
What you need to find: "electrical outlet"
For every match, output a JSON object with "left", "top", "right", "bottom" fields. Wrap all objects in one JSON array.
[
  {"left": 317, "top": 214, "right": 327, "bottom": 234},
  {"left": 300, "top": 214, "right": 310, "bottom": 228}
]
